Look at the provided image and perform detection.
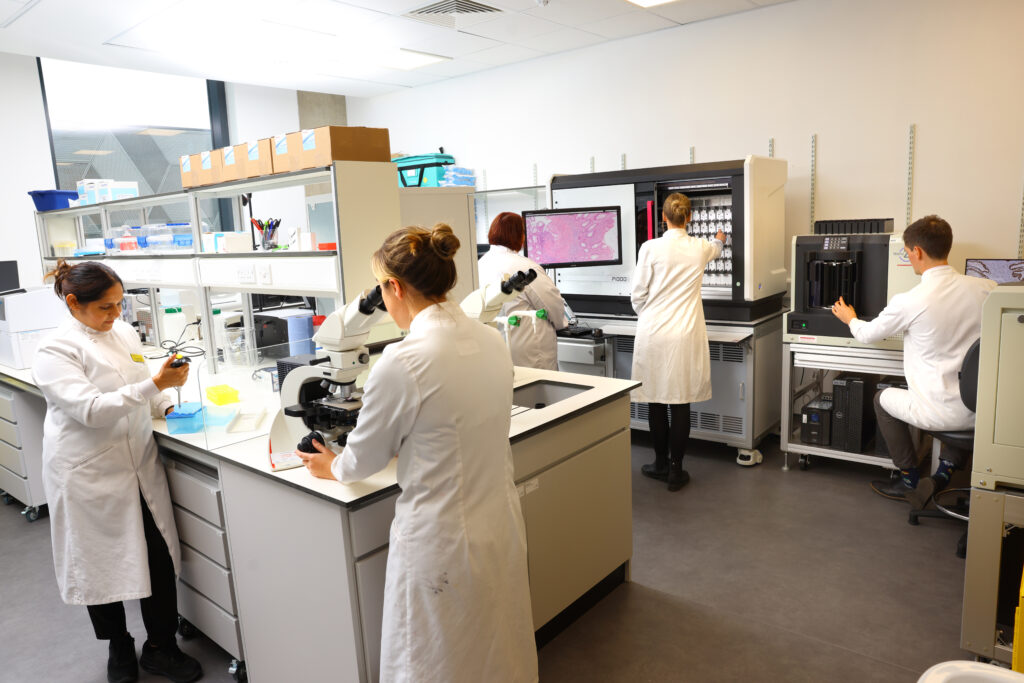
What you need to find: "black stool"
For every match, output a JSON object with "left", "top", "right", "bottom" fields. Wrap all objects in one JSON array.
[{"left": 905, "top": 340, "right": 980, "bottom": 559}]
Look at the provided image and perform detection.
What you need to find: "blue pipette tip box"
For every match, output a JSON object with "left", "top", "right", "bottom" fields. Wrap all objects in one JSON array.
[{"left": 166, "top": 402, "right": 204, "bottom": 434}]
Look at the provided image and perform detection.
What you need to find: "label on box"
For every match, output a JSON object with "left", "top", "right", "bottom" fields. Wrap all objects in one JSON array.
[
  {"left": 275, "top": 135, "right": 288, "bottom": 154},
  {"left": 201, "top": 150, "right": 211, "bottom": 170},
  {"left": 180, "top": 155, "right": 191, "bottom": 172},
  {"left": 248, "top": 141, "right": 260, "bottom": 161},
  {"left": 223, "top": 147, "right": 235, "bottom": 166},
  {"left": 301, "top": 129, "right": 316, "bottom": 151}
]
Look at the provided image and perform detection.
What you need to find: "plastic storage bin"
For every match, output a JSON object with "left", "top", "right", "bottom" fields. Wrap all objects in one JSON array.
[
  {"left": 28, "top": 190, "right": 79, "bottom": 211},
  {"left": 166, "top": 402, "right": 205, "bottom": 434},
  {"left": 394, "top": 154, "right": 454, "bottom": 187}
]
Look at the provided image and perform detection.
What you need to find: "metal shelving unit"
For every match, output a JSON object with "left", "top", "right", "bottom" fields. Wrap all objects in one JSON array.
[{"left": 35, "top": 162, "right": 401, "bottom": 372}]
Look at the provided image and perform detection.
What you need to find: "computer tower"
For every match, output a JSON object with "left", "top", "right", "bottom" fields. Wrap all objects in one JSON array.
[
  {"left": 832, "top": 374, "right": 878, "bottom": 453},
  {"left": 801, "top": 395, "right": 833, "bottom": 446},
  {"left": 874, "top": 376, "right": 909, "bottom": 457}
]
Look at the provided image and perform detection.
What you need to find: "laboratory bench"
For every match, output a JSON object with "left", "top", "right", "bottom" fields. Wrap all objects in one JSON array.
[{"left": 0, "top": 360, "right": 638, "bottom": 683}]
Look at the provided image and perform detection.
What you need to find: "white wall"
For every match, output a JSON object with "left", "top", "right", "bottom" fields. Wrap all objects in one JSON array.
[
  {"left": 0, "top": 52, "right": 65, "bottom": 287},
  {"left": 348, "top": 0, "right": 1024, "bottom": 270},
  {"left": 224, "top": 83, "right": 306, "bottom": 239}
]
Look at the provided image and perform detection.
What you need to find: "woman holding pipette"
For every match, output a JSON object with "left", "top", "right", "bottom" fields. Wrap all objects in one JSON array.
[{"left": 32, "top": 260, "right": 201, "bottom": 683}]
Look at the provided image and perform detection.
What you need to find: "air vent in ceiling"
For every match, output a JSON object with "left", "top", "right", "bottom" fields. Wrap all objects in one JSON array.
[{"left": 405, "top": 0, "right": 502, "bottom": 30}]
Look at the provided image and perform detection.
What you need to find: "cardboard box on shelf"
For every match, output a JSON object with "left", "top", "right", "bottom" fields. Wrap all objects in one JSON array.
[
  {"left": 243, "top": 139, "right": 273, "bottom": 178},
  {"left": 296, "top": 126, "right": 391, "bottom": 169},
  {"left": 189, "top": 152, "right": 215, "bottom": 186},
  {"left": 271, "top": 133, "right": 301, "bottom": 174},
  {"left": 179, "top": 156, "right": 196, "bottom": 188},
  {"left": 219, "top": 146, "right": 241, "bottom": 182}
]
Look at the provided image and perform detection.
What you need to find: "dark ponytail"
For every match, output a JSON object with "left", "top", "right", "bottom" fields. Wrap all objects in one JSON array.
[{"left": 45, "top": 259, "right": 123, "bottom": 307}]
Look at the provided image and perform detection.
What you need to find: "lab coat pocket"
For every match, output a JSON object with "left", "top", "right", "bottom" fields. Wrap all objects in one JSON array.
[{"left": 63, "top": 444, "right": 116, "bottom": 473}]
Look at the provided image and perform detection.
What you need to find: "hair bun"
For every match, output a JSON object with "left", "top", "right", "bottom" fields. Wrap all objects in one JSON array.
[
  {"left": 45, "top": 258, "right": 73, "bottom": 297},
  {"left": 429, "top": 223, "right": 460, "bottom": 261}
]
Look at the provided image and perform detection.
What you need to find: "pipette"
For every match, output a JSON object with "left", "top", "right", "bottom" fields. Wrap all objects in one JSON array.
[{"left": 169, "top": 353, "right": 189, "bottom": 407}]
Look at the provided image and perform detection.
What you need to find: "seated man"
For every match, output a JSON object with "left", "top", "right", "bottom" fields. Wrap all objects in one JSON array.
[{"left": 831, "top": 215, "right": 996, "bottom": 504}]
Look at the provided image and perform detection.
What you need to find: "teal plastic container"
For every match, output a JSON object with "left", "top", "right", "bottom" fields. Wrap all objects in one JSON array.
[{"left": 394, "top": 154, "right": 454, "bottom": 187}]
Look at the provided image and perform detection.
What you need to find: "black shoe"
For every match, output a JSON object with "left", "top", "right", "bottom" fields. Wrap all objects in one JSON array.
[
  {"left": 870, "top": 477, "right": 914, "bottom": 502},
  {"left": 667, "top": 468, "right": 690, "bottom": 492},
  {"left": 641, "top": 461, "right": 669, "bottom": 481},
  {"left": 139, "top": 641, "right": 203, "bottom": 683},
  {"left": 107, "top": 635, "right": 137, "bottom": 683}
]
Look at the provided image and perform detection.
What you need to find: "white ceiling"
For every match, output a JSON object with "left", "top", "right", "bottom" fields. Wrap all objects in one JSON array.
[{"left": 0, "top": 0, "right": 794, "bottom": 98}]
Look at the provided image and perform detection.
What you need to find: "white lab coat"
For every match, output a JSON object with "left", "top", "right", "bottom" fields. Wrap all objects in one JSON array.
[
  {"left": 477, "top": 245, "right": 567, "bottom": 370},
  {"left": 32, "top": 318, "right": 179, "bottom": 605},
  {"left": 631, "top": 229, "right": 723, "bottom": 404},
  {"left": 331, "top": 300, "right": 537, "bottom": 683},
  {"left": 849, "top": 265, "right": 997, "bottom": 430}
]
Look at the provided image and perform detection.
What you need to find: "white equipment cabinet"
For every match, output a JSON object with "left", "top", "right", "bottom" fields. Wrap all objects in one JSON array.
[{"left": 0, "top": 382, "right": 47, "bottom": 521}]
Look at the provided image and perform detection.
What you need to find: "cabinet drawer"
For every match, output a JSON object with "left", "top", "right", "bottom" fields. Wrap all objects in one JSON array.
[
  {"left": 355, "top": 547, "right": 388, "bottom": 683},
  {"left": 0, "top": 438, "right": 26, "bottom": 477},
  {"left": 166, "top": 463, "right": 223, "bottom": 527},
  {"left": 0, "top": 464, "right": 29, "bottom": 504},
  {"left": 0, "top": 418, "right": 20, "bottom": 449},
  {"left": 349, "top": 492, "right": 397, "bottom": 559},
  {"left": 177, "top": 581, "right": 242, "bottom": 660},
  {"left": 180, "top": 544, "right": 236, "bottom": 614},
  {"left": 173, "top": 505, "right": 230, "bottom": 568},
  {"left": 0, "top": 387, "right": 15, "bottom": 422}
]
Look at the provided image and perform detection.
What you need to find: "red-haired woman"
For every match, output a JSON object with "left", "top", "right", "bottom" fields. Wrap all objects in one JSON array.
[{"left": 477, "top": 211, "right": 567, "bottom": 369}]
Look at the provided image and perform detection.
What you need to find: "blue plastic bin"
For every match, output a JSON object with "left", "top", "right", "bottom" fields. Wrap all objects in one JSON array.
[
  {"left": 166, "top": 402, "right": 205, "bottom": 434},
  {"left": 394, "top": 154, "right": 454, "bottom": 187},
  {"left": 28, "top": 190, "right": 79, "bottom": 211}
]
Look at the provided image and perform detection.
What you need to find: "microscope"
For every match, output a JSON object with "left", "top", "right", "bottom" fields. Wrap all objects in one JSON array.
[{"left": 270, "top": 269, "right": 539, "bottom": 456}]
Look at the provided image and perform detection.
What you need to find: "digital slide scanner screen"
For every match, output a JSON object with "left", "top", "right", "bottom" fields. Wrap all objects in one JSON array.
[
  {"left": 965, "top": 258, "right": 1024, "bottom": 284},
  {"left": 522, "top": 207, "right": 622, "bottom": 269}
]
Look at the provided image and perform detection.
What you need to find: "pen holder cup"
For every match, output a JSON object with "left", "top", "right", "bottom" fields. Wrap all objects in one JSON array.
[{"left": 260, "top": 233, "right": 277, "bottom": 251}]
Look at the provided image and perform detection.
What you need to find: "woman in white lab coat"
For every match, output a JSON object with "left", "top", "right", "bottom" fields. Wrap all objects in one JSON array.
[
  {"left": 32, "top": 260, "right": 202, "bottom": 683},
  {"left": 631, "top": 194, "right": 724, "bottom": 491},
  {"left": 300, "top": 224, "right": 538, "bottom": 683},
  {"left": 477, "top": 211, "right": 567, "bottom": 370}
]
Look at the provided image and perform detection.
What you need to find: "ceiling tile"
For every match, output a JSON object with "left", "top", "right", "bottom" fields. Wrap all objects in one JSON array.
[
  {"left": 417, "top": 57, "right": 490, "bottom": 77},
  {"left": 464, "top": 12, "right": 563, "bottom": 42},
  {"left": 407, "top": 28, "right": 501, "bottom": 57},
  {"left": 254, "top": 0, "right": 386, "bottom": 36},
  {"left": 648, "top": 0, "right": 757, "bottom": 25},
  {"left": 523, "top": 0, "right": 635, "bottom": 27},
  {"left": 334, "top": 0, "right": 424, "bottom": 15},
  {"left": 468, "top": 42, "right": 544, "bottom": 66},
  {"left": 514, "top": 27, "right": 604, "bottom": 53},
  {"left": 581, "top": 9, "right": 677, "bottom": 39},
  {"left": 485, "top": 0, "right": 545, "bottom": 10}
]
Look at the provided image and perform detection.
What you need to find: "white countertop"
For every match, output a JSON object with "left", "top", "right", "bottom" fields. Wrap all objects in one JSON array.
[{"left": 0, "top": 360, "right": 638, "bottom": 508}]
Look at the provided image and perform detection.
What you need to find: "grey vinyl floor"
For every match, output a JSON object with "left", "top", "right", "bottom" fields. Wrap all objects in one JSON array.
[{"left": 0, "top": 433, "right": 970, "bottom": 683}]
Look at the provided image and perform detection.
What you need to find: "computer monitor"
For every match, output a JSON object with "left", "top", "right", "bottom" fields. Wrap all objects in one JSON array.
[
  {"left": 0, "top": 261, "right": 20, "bottom": 296},
  {"left": 521, "top": 207, "right": 622, "bottom": 269},
  {"left": 965, "top": 258, "right": 1024, "bottom": 284}
]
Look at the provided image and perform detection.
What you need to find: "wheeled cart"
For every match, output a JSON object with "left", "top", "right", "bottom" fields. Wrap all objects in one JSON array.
[{"left": 780, "top": 342, "right": 904, "bottom": 471}]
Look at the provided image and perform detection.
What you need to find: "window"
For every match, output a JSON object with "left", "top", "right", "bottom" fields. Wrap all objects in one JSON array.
[{"left": 40, "top": 58, "right": 223, "bottom": 229}]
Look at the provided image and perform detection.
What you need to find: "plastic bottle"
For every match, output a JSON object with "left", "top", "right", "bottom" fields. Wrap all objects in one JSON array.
[{"left": 162, "top": 307, "right": 186, "bottom": 345}]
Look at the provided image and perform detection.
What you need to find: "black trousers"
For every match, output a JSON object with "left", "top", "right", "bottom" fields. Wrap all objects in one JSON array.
[
  {"left": 648, "top": 403, "right": 691, "bottom": 462},
  {"left": 86, "top": 492, "right": 178, "bottom": 646},
  {"left": 873, "top": 390, "right": 970, "bottom": 471}
]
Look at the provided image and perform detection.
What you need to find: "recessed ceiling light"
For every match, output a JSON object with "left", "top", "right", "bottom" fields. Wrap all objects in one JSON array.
[
  {"left": 137, "top": 128, "right": 183, "bottom": 136},
  {"left": 56, "top": 162, "right": 74, "bottom": 166},
  {"left": 381, "top": 49, "right": 451, "bottom": 71},
  {"left": 625, "top": 0, "right": 676, "bottom": 7},
  {"left": 73, "top": 150, "right": 113, "bottom": 155}
]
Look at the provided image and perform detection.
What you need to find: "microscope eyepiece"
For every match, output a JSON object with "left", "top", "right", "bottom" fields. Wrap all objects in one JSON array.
[{"left": 358, "top": 285, "right": 387, "bottom": 315}]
